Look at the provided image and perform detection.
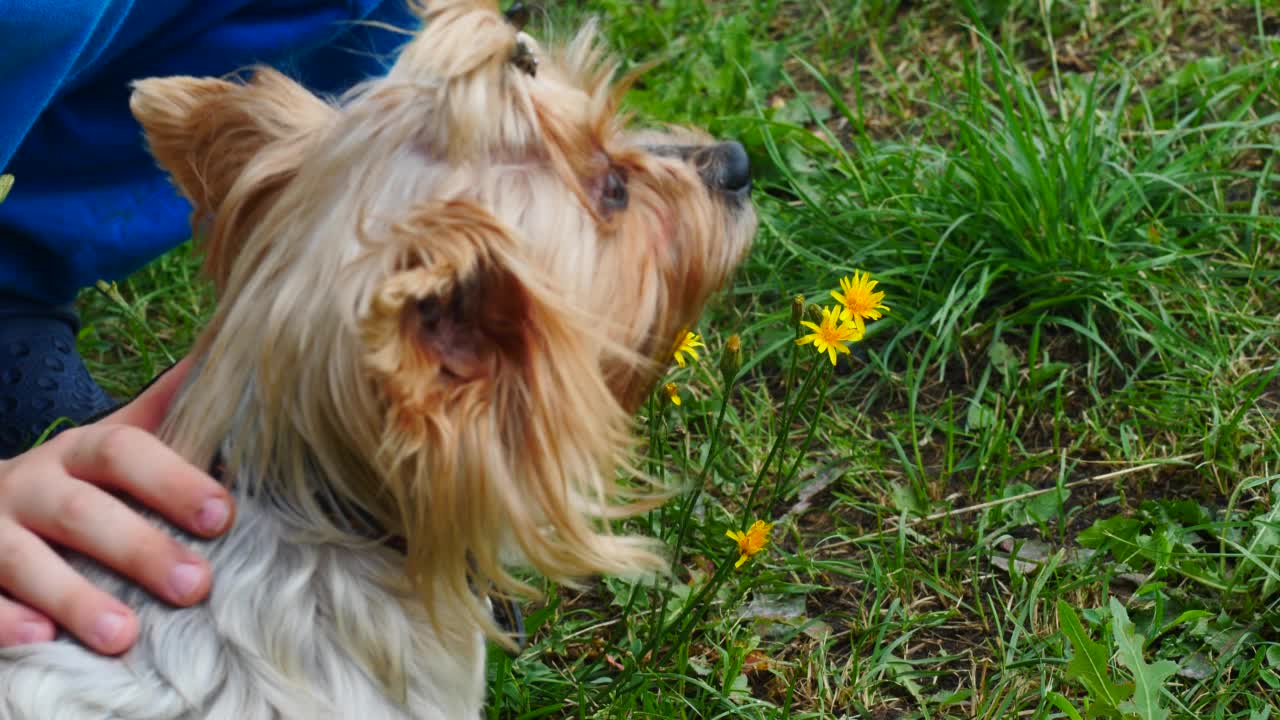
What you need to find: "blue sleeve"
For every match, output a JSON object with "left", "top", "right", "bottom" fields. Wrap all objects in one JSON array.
[{"left": 0, "top": 0, "right": 419, "bottom": 305}]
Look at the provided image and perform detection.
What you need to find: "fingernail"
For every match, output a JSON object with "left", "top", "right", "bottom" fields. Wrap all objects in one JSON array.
[
  {"left": 168, "top": 562, "right": 205, "bottom": 601},
  {"left": 196, "top": 498, "right": 229, "bottom": 534},
  {"left": 92, "top": 612, "right": 127, "bottom": 648},
  {"left": 15, "top": 621, "right": 53, "bottom": 645}
]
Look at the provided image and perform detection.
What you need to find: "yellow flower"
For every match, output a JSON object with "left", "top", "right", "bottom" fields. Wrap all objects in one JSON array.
[
  {"left": 664, "top": 382, "right": 681, "bottom": 406},
  {"left": 726, "top": 520, "right": 773, "bottom": 568},
  {"left": 830, "top": 271, "right": 889, "bottom": 335},
  {"left": 673, "top": 331, "right": 704, "bottom": 368},
  {"left": 796, "top": 305, "right": 862, "bottom": 365}
]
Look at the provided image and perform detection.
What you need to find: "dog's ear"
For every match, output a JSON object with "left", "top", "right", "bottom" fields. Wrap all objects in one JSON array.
[
  {"left": 130, "top": 69, "right": 335, "bottom": 289},
  {"left": 359, "top": 198, "right": 551, "bottom": 639},
  {"left": 359, "top": 199, "right": 660, "bottom": 646},
  {"left": 360, "top": 200, "right": 535, "bottom": 410}
]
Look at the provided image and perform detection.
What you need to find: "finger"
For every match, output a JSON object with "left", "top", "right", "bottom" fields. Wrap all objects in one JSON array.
[
  {"left": 0, "top": 521, "right": 138, "bottom": 654},
  {"left": 102, "top": 356, "right": 194, "bottom": 432},
  {"left": 62, "top": 424, "right": 233, "bottom": 538},
  {"left": 0, "top": 594, "right": 55, "bottom": 647},
  {"left": 15, "top": 472, "right": 212, "bottom": 608}
]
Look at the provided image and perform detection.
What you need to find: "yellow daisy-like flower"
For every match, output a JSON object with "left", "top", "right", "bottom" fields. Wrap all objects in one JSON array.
[
  {"left": 830, "top": 271, "right": 889, "bottom": 335},
  {"left": 726, "top": 520, "right": 773, "bottom": 568},
  {"left": 664, "top": 382, "right": 681, "bottom": 406},
  {"left": 673, "top": 331, "right": 704, "bottom": 368},
  {"left": 796, "top": 305, "right": 862, "bottom": 365}
]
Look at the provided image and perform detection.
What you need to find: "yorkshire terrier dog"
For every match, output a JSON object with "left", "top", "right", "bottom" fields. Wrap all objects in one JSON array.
[{"left": 0, "top": 1, "right": 754, "bottom": 718}]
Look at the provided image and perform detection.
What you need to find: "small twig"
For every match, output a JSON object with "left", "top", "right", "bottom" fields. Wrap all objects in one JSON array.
[
  {"left": 818, "top": 452, "right": 1201, "bottom": 550},
  {"left": 559, "top": 618, "right": 621, "bottom": 644}
]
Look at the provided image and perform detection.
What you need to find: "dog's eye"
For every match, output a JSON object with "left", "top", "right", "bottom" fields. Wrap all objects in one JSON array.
[{"left": 601, "top": 168, "right": 628, "bottom": 212}]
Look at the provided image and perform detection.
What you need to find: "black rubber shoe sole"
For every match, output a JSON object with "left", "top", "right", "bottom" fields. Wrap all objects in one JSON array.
[{"left": 1, "top": 296, "right": 116, "bottom": 458}]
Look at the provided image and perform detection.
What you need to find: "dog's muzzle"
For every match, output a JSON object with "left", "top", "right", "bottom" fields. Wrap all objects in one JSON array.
[{"left": 646, "top": 141, "right": 753, "bottom": 203}]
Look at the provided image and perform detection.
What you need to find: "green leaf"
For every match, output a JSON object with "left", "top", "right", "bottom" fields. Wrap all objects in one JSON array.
[
  {"left": 989, "top": 339, "right": 1016, "bottom": 375},
  {"left": 0, "top": 174, "right": 12, "bottom": 204},
  {"left": 889, "top": 483, "right": 924, "bottom": 516},
  {"left": 883, "top": 652, "right": 926, "bottom": 705},
  {"left": 1079, "top": 516, "right": 1144, "bottom": 563},
  {"left": 1110, "top": 598, "right": 1180, "bottom": 720},
  {"left": 1163, "top": 56, "right": 1226, "bottom": 89},
  {"left": 966, "top": 399, "right": 996, "bottom": 429},
  {"left": 1058, "top": 600, "right": 1130, "bottom": 717},
  {"left": 1026, "top": 486, "right": 1068, "bottom": 523},
  {"left": 1046, "top": 692, "right": 1085, "bottom": 720},
  {"left": 1161, "top": 609, "right": 1211, "bottom": 636},
  {"left": 726, "top": 672, "right": 751, "bottom": 700},
  {"left": 1029, "top": 361, "right": 1070, "bottom": 388}
]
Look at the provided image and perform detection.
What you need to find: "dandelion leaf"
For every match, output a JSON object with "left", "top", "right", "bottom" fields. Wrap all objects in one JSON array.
[
  {"left": 1110, "top": 598, "right": 1179, "bottom": 720},
  {"left": 1057, "top": 600, "right": 1130, "bottom": 719}
]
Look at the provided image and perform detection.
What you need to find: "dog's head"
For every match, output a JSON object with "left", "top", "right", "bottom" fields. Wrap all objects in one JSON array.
[{"left": 132, "top": 0, "right": 754, "bottom": 644}]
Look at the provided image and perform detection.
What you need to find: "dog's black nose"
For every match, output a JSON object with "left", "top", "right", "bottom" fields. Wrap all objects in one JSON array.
[
  {"left": 716, "top": 141, "right": 752, "bottom": 193},
  {"left": 694, "top": 141, "right": 752, "bottom": 196}
]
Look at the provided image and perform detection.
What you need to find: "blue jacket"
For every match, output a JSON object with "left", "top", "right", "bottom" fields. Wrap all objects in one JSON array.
[{"left": 0, "top": 0, "right": 418, "bottom": 304}]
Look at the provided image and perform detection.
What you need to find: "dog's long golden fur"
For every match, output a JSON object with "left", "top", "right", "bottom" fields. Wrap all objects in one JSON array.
[{"left": 0, "top": 1, "right": 754, "bottom": 716}]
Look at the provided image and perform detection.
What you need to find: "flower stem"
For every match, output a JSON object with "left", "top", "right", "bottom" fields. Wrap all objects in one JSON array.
[
  {"left": 651, "top": 550, "right": 738, "bottom": 668},
  {"left": 614, "top": 549, "right": 739, "bottom": 698},
  {"left": 780, "top": 314, "right": 802, "bottom": 434},
  {"left": 645, "top": 392, "right": 662, "bottom": 480},
  {"left": 769, "top": 363, "right": 834, "bottom": 510},
  {"left": 621, "top": 371, "right": 739, "bottom": 697},
  {"left": 628, "top": 369, "right": 737, "bottom": 688},
  {"left": 668, "top": 371, "right": 736, "bottom": 571},
  {"left": 741, "top": 360, "right": 824, "bottom": 526},
  {"left": 622, "top": 391, "right": 672, "bottom": 638}
]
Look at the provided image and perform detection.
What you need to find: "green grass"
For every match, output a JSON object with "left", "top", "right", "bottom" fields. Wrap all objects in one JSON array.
[{"left": 75, "top": 1, "right": 1280, "bottom": 717}]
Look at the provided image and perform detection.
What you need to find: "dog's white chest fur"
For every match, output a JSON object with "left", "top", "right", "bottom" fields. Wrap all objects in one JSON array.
[{"left": 0, "top": 500, "right": 485, "bottom": 719}]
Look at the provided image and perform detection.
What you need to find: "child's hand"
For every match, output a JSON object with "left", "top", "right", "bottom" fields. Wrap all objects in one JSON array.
[{"left": 0, "top": 357, "right": 234, "bottom": 655}]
